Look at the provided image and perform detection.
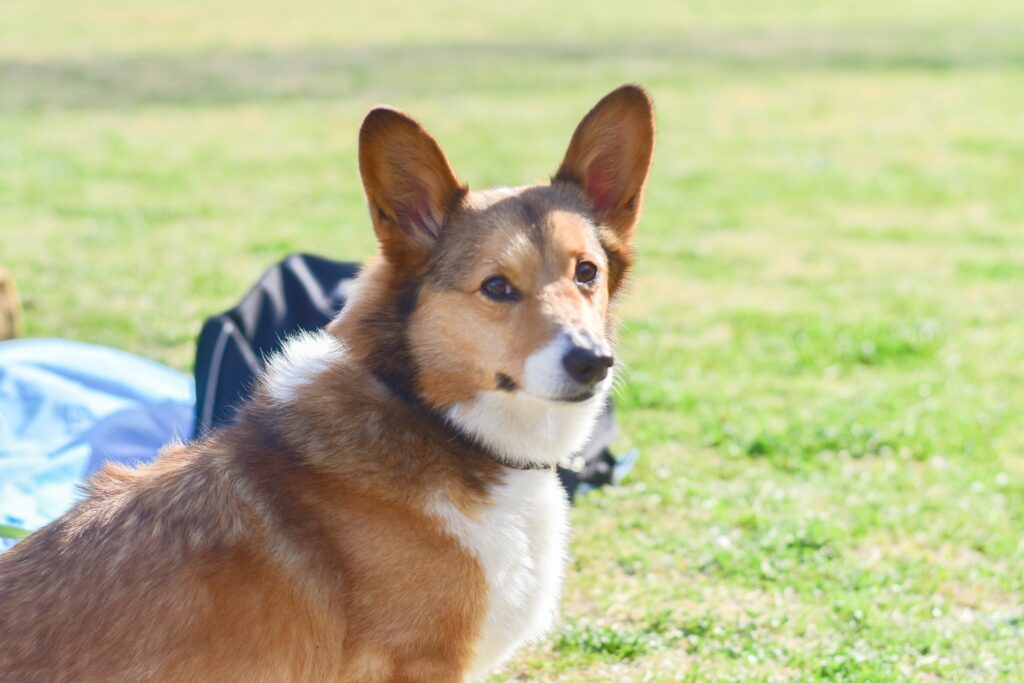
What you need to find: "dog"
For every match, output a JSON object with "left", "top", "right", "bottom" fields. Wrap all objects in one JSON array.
[{"left": 0, "top": 84, "right": 655, "bottom": 682}]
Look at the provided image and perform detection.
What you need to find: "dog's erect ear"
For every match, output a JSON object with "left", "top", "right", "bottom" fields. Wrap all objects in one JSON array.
[
  {"left": 359, "top": 108, "right": 466, "bottom": 266},
  {"left": 554, "top": 85, "right": 655, "bottom": 241}
]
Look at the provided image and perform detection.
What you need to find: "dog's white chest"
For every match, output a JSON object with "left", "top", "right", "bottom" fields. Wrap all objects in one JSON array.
[{"left": 430, "top": 469, "right": 569, "bottom": 681}]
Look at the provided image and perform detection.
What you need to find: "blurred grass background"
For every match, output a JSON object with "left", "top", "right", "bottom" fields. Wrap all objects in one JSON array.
[{"left": 2, "top": 1, "right": 1023, "bottom": 680}]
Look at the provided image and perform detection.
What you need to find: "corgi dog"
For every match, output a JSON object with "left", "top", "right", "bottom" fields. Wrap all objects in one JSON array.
[{"left": 0, "top": 84, "right": 654, "bottom": 682}]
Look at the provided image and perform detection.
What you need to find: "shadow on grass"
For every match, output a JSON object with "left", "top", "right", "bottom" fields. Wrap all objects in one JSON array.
[{"left": 2, "top": 27, "right": 1023, "bottom": 112}]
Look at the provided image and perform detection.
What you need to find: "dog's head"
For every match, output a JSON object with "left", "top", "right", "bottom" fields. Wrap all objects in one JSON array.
[{"left": 349, "top": 85, "right": 654, "bottom": 464}]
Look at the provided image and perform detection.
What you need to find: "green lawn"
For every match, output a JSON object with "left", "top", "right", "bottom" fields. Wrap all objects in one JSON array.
[{"left": 2, "top": 1, "right": 1023, "bottom": 680}]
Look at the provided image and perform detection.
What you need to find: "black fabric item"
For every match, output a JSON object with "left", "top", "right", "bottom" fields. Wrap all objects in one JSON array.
[
  {"left": 193, "top": 253, "right": 621, "bottom": 499},
  {"left": 193, "top": 254, "right": 358, "bottom": 437}
]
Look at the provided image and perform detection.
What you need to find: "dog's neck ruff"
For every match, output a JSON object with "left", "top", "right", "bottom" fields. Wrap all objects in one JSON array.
[{"left": 371, "top": 368, "right": 551, "bottom": 471}]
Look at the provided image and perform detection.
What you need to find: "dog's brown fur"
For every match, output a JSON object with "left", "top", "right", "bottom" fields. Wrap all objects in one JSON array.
[
  {"left": 0, "top": 85, "right": 654, "bottom": 682},
  {"left": 0, "top": 268, "right": 22, "bottom": 341}
]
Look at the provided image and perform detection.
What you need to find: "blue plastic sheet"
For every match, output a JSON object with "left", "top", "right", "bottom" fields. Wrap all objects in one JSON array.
[{"left": 0, "top": 339, "right": 194, "bottom": 547}]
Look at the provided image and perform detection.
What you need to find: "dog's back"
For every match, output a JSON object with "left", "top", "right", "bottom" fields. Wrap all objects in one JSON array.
[
  {"left": 0, "top": 440, "right": 284, "bottom": 681},
  {"left": 0, "top": 427, "right": 338, "bottom": 681}
]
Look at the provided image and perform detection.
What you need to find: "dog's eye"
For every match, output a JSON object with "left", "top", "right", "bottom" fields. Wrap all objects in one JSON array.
[
  {"left": 575, "top": 261, "right": 599, "bottom": 286},
  {"left": 480, "top": 276, "right": 519, "bottom": 302}
]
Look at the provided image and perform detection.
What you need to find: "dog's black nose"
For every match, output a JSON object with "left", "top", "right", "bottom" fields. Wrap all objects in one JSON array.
[{"left": 562, "top": 346, "right": 614, "bottom": 386}]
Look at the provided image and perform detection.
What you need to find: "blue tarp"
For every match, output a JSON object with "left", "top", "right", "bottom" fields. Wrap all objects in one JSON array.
[{"left": 0, "top": 339, "right": 193, "bottom": 547}]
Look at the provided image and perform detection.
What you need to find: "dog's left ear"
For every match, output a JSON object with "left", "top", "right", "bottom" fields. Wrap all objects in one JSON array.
[
  {"left": 359, "top": 107, "right": 467, "bottom": 268},
  {"left": 554, "top": 85, "right": 655, "bottom": 243}
]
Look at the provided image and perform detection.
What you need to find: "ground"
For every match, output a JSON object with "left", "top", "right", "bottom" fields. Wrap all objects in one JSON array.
[{"left": 1, "top": 1, "right": 1022, "bottom": 680}]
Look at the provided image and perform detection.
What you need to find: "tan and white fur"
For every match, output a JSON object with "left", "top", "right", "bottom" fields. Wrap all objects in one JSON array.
[{"left": 0, "top": 85, "right": 655, "bottom": 682}]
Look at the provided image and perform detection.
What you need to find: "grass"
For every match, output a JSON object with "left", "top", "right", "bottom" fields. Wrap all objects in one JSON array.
[
  {"left": 2, "top": 1, "right": 1023, "bottom": 680},
  {"left": 0, "top": 525, "right": 31, "bottom": 540}
]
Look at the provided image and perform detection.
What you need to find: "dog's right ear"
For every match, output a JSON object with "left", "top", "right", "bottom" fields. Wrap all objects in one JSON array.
[
  {"left": 359, "top": 108, "right": 466, "bottom": 268},
  {"left": 554, "top": 85, "right": 655, "bottom": 242}
]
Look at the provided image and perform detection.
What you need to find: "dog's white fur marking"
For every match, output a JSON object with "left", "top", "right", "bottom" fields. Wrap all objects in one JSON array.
[
  {"left": 430, "top": 469, "right": 570, "bottom": 681},
  {"left": 439, "top": 337, "right": 612, "bottom": 677},
  {"left": 264, "top": 330, "right": 345, "bottom": 405}
]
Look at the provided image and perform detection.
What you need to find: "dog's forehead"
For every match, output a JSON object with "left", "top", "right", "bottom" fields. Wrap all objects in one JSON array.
[
  {"left": 468, "top": 184, "right": 585, "bottom": 217},
  {"left": 427, "top": 185, "right": 602, "bottom": 288},
  {"left": 468, "top": 185, "right": 598, "bottom": 249}
]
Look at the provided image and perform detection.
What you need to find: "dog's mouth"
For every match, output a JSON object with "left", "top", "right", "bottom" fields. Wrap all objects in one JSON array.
[
  {"left": 557, "top": 390, "right": 597, "bottom": 403},
  {"left": 555, "top": 372, "right": 614, "bottom": 404},
  {"left": 495, "top": 369, "right": 608, "bottom": 404},
  {"left": 508, "top": 386, "right": 597, "bottom": 404}
]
